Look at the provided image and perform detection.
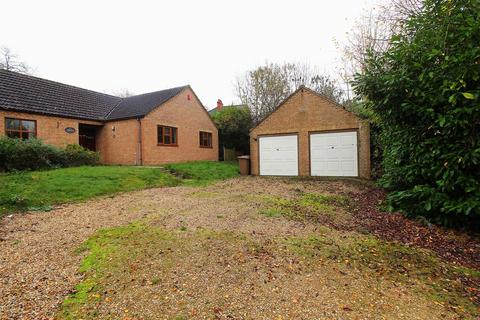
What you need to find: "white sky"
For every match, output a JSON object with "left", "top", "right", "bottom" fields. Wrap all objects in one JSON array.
[{"left": 1, "top": 0, "right": 378, "bottom": 109}]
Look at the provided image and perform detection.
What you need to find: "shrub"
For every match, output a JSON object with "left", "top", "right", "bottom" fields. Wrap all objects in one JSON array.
[
  {"left": 353, "top": 0, "right": 480, "bottom": 227},
  {"left": 0, "top": 137, "right": 99, "bottom": 171},
  {"left": 64, "top": 144, "right": 99, "bottom": 167}
]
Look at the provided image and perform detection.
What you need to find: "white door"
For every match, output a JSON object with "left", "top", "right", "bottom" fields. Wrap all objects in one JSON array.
[
  {"left": 310, "top": 131, "right": 358, "bottom": 176},
  {"left": 259, "top": 135, "right": 298, "bottom": 176}
]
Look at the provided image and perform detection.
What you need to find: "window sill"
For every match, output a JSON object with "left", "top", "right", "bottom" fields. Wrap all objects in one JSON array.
[
  {"left": 157, "top": 144, "right": 178, "bottom": 147},
  {"left": 200, "top": 145, "right": 213, "bottom": 149}
]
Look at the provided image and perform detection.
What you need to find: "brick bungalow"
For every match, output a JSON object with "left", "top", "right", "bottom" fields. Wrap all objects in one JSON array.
[{"left": 0, "top": 69, "right": 218, "bottom": 165}]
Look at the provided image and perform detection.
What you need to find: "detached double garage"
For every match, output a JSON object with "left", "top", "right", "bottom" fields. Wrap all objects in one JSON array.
[{"left": 250, "top": 87, "right": 371, "bottom": 179}]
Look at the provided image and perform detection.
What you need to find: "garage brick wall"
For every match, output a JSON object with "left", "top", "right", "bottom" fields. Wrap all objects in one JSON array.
[{"left": 250, "top": 88, "right": 371, "bottom": 179}]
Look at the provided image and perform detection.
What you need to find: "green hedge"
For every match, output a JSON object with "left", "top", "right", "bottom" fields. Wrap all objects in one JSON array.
[
  {"left": 353, "top": 0, "right": 480, "bottom": 228},
  {"left": 0, "top": 137, "right": 99, "bottom": 171}
]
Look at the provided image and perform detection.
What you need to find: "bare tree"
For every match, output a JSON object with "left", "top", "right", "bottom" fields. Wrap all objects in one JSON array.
[
  {"left": 235, "top": 62, "right": 344, "bottom": 123},
  {"left": 283, "top": 63, "right": 343, "bottom": 102},
  {"left": 113, "top": 88, "right": 134, "bottom": 97},
  {"left": 0, "top": 47, "right": 30, "bottom": 74},
  {"left": 384, "top": 0, "right": 424, "bottom": 23},
  {"left": 338, "top": 0, "right": 423, "bottom": 96},
  {"left": 235, "top": 62, "right": 290, "bottom": 124}
]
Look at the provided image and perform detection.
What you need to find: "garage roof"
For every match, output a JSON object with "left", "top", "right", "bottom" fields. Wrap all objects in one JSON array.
[{"left": 251, "top": 85, "right": 352, "bottom": 130}]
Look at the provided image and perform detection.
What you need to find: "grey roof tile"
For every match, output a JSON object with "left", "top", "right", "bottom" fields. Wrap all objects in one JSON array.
[
  {"left": 0, "top": 69, "right": 188, "bottom": 121},
  {"left": 0, "top": 69, "right": 121, "bottom": 120},
  {"left": 106, "top": 85, "right": 187, "bottom": 120}
]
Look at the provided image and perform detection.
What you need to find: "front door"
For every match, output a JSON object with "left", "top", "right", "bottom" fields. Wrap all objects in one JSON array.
[{"left": 78, "top": 124, "right": 98, "bottom": 151}]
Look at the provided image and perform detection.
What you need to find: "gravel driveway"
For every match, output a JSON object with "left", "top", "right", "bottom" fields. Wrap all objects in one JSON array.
[{"left": 0, "top": 177, "right": 471, "bottom": 319}]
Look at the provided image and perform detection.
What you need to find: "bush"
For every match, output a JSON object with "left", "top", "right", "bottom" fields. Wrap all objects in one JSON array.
[
  {"left": 64, "top": 144, "right": 99, "bottom": 167},
  {"left": 353, "top": 0, "right": 480, "bottom": 227},
  {"left": 0, "top": 137, "right": 99, "bottom": 171}
]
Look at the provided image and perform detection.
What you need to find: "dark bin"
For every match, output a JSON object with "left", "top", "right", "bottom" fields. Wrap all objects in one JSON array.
[{"left": 238, "top": 155, "right": 250, "bottom": 176}]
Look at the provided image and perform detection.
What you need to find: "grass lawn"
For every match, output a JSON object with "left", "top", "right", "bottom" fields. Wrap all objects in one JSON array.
[
  {"left": 0, "top": 166, "right": 178, "bottom": 217},
  {"left": 165, "top": 161, "right": 239, "bottom": 186},
  {"left": 0, "top": 162, "right": 239, "bottom": 217}
]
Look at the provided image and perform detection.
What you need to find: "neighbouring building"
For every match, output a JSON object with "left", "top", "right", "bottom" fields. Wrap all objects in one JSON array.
[
  {"left": 0, "top": 69, "right": 218, "bottom": 165},
  {"left": 250, "top": 86, "right": 371, "bottom": 178},
  {"left": 208, "top": 99, "right": 248, "bottom": 116}
]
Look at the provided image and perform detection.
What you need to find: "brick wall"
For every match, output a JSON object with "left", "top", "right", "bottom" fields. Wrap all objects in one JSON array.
[
  {"left": 140, "top": 87, "right": 218, "bottom": 164},
  {"left": 96, "top": 119, "right": 139, "bottom": 165},
  {"left": 250, "top": 88, "right": 371, "bottom": 179},
  {"left": 0, "top": 110, "right": 102, "bottom": 147}
]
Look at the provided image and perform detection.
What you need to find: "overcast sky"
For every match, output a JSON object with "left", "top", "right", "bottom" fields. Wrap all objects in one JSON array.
[{"left": 1, "top": 0, "right": 378, "bottom": 109}]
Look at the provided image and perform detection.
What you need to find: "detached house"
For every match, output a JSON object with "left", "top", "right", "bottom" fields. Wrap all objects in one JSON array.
[{"left": 0, "top": 69, "right": 218, "bottom": 165}]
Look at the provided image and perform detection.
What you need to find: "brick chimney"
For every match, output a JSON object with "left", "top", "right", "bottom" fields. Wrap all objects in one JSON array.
[{"left": 217, "top": 99, "right": 223, "bottom": 111}]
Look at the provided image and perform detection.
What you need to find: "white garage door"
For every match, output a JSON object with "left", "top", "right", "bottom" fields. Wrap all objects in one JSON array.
[
  {"left": 259, "top": 135, "right": 298, "bottom": 176},
  {"left": 310, "top": 131, "right": 358, "bottom": 177}
]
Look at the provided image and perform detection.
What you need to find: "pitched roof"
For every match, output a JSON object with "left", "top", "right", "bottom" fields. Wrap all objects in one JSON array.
[
  {"left": 0, "top": 69, "right": 188, "bottom": 121},
  {"left": 106, "top": 85, "right": 188, "bottom": 120},
  {"left": 0, "top": 69, "right": 122, "bottom": 120},
  {"left": 250, "top": 85, "right": 356, "bottom": 132},
  {"left": 208, "top": 104, "right": 248, "bottom": 115}
]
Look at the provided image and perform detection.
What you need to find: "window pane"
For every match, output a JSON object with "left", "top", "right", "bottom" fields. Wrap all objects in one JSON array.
[
  {"left": 21, "top": 120, "right": 35, "bottom": 132},
  {"left": 199, "top": 132, "right": 212, "bottom": 147},
  {"left": 164, "top": 127, "right": 170, "bottom": 135},
  {"left": 21, "top": 132, "right": 30, "bottom": 139},
  {"left": 6, "top": 119, "right": 20, "bottom": 130},
  {"left": 157, "top": 126, "right": 163, "bottom": 144},
  {"left": 6, "top": 131, "right": 20, "bottom": 138},
  {"left": 164, "top": 135, "right": 171, "bottom": 144},
  {"left": 26, "top": 132, "right": 36, "bottom": 139},
  {"left": 172, "top": 128, "right": 177, "bottom": 144}
]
